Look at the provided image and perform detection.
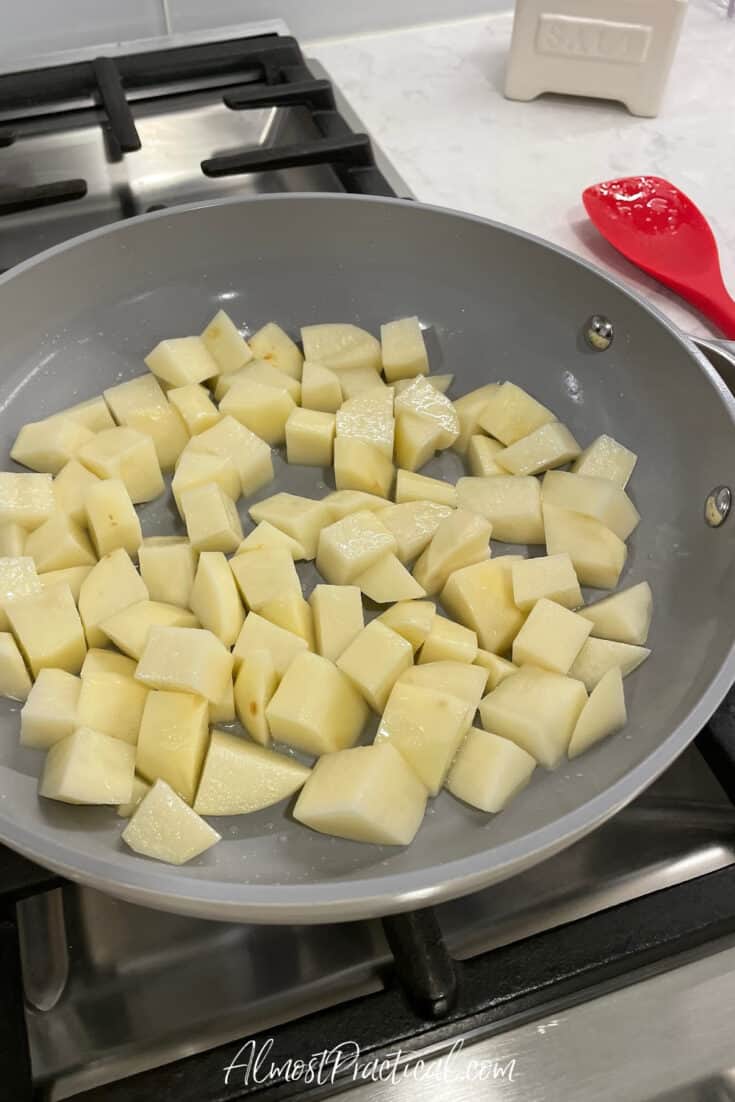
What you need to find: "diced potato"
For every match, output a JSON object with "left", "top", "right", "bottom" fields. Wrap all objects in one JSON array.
[
  {"left": 300, "top": 361, "right": 342, "bottom": 413},
  {"left": 78, "top": 549, "right": 148, "bottom": 649},
  {"left": 569, "top": 637, "right": 650, "bottom": 692},
  {"left": 171, "top": 451, "right": 240, "bottom": 514},
  {"left": 238, "top": 521, "right": 307, "bottom": 561},
  {"left": 101, "top": 600, "right": 198, "bottom": 660},
  {"left": 77, "top": 669, "right": 148, "bottom": 745},
  {"left": 452, "top": 384, "right": 500, "bottom": 454},
  {"left": 378, "top": 600, "right": 435, "bottom": 651},
  {"left": 293, "top": 742, "right": 427, "bottom": 845},
  {"left": 122, "top": 779, "right": 221, "bottom": 864},
  {"left": 399, "top": 660, "right": 487, "bottom": 712},
  {"left": 194, "top": 730, "right": 310, "bottom": 815},
  {"left": 568, "top": 667, "right": 626, "bottom": 758},
  {"left": 578, "top": 581, "right": 653, "bottom": 645},
  {"left": 135, "top": 626, "right": 233, "bottom": 704},
  {"left": 144, "top": 336, "right": 219, "bottom": 386},
  {"left": 7, "top": 584, "right": 86, "bottom": 676},
  {"left": 0, "top": 472, "right": 54, "bottom": 531},
  {"left": 249, "top": 494, "right": 328, "bottom": 560},
  {"left": 266, "top": 651, "right": 368, "bottom": 755},
  {"left": 301, "top": 323, "right": 382, "bottom": 373},
  {"left": 512, "top": 598, "right": 592, "bottom": 674},
  {"left": 219, "top": 377, "right": 296, "bottom": 445},
  {"left": 0, "top": 523, "right": 26, "bottom": 557},
  {"left": 249, "top": 321, "right": 303, "bottom": 379},
  {"left": 0, "top": 555, "right": 42, "bottom": 631},
  {"left": 0, "top": 632, "right": 32, "bottom": 701},
  {"left": 467, "top": 435, "right": 505, "bottom": 476},
  {"left": 316, "top": 510, "right": 397, "bottom": 585},
  {"left": 376, "top": 501, "right": 453, "bottom": 563},
  {"left": 334, "top": 438, "right": 394, "bottom": 498},
  {"left": 355, "top": 553, "right": 426, "bottom": 603},
  {"left": 53, "top": 395, "right": 115, "bottom": 432},
  {"left": 477, "top": 381, "right": 555, "bottom": 445},
  {"left": 139, "top": 538, "right": 196, "bottom": 609},
  {"left": 394, "top": 470, "right": 457, "bottom": 507},
  {"left": 78, "top": 427, "right": 164, "bottom": 504},
  {"left": 376, "top": 681, "right": 470, "bottom": 795},
  {"left": 189, "top": 551, "right": 244, "bottom": 647},
  {"left": 322, "top": 490, "right": 389, "bottom": 522},
  {"left": 474, "top": 649, "right": 518, "bottom": 691},
  {"left": 442, "top": 557, "right": 525, "bottom": 654},
  {"left": 419, "top": 615, "right": 477, "bottom": 665},
  {"left": 40, "top": 726, "right": 135, "bottom": 805},
  {"left": 136, "top": 690, "right": 209, "bottom": 803},
  {"left": 394, "top": 376, "right": 459, "bottom": 449},
  {"left": 543, "top": 504, "right": 626, "bottom": 589},
  {"left": 381, "top": 316, "right": 429, "bottom": 382},
  {"left": 200, "top": 309, "right": 253, "bottom": 373},
  {"left": 85, "top": 478, "right": 142, "bottom": 558},
  {"left": 573, "top": 434, "right": 637, "bottom": 488},
  {"left": 40, "top": 565, "right": 92, "bottom": 601},
  {"left": 496, "top": 422, "right": 581, "bottom": 476},
  {"left": 104, "top": 374, "right": 188, "bottom": 469},
  {"left": 10, "top": 416, "right": 94, "bottom": 475},
  {"left": 413, "top": 509, "right": 491, "bottom": 595},
  {"left": 542, "top": 471, "right": 640, "bottom": 541},
  {"left": 336, "top": 620, "right": 413, "bottom": 712},
  {"left": 167, "top": 383, "right": 221, "bottom": 436},
  {"left": 53, "top": 460, "right": 100, "bottom": 526},
  {"left": 479, "top": 667, "right": 587, "bottom": 768},
  {"left": 457, "top": 476, "right": 545, "bottom": 543},
  {"left": 117, "top": 775, "right": 151, "bottom": 818},
  {"left": 336, "top": 388, "right": 395, "bottom": 458},
  {"left": 210, "top": 676, "right": 235, "bottom": 725},
  {"left": 186, "top": 416, "right": 273, "bottom": 496},
  {"left": 309, "top": 584, "right": 364, "bottom": 662},
  {"left": 338, "top": 366, "right": 388, "bottom": 399},
  {"left": 447, "top": 728, "right": 535, "bottom": 812},
  {"left": 394, "top": 410, "right": 442, "bottom": 471},
  {"left": 230, "top": 547, "right": 301, "bottom": 611},
  {"left": 180, "top": 482, "right": 243, "bottom": 553},
  {"left": 286, "top": 409, "right": 335, "bottom": 466},
  {"left": 227, "top": 359, "right": 301, "bottom": 402},
  {"left": 259, "top": 593, "right": 314, "bottom": 648},
  {"left": 233, "top": 613, "right": 308, "bottom": 676},
  {"left": 25, "top": 511, "right": 96, "bottom": 573},
  {"left": 511, "top": 553, "right": 582, "bottom": 612},
  {"left": 81, "top": 648, "right": 137, "bottom": 678},
  {"left": 394, "top": 373, "right": 453, "bottom": 396},
  {"left": 234, "top": 649, "right": 278, "bottom": 745}
]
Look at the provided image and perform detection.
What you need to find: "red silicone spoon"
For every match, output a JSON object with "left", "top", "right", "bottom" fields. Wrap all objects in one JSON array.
[{"left": 583, "top": 175, "right": 735, "bottom": 339}]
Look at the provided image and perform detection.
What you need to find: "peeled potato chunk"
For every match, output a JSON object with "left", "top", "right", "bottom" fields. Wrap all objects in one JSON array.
[
  {"left": 322, "top": 490, "right": 389, "bottom": 522},
  {"left": 394, "top": 409, "right": 442, "bottom": 472},
  {"left": 413, "top": 509, "right": 491, "bottom": 595},
  {"left": 230, "top": 547, "right": 301, "bottom": 612},
  {"left": 101, "top": 600, "right": 199, "bottom": 660},
  {"left": 40, "top": 727, "right": 135, "bottom": 805},
  {"left": 301, "top": 323, "right": 382, "bottom": 373},
  {"left": 578, "top": 581, "right": 653, "bottom": 645},
  {"left": 171, "top": 451, "right": 240, "bottom": 514},
  {"left": 53, "top": 460, "right": 100, "bottom": 526},
  {"left": 168, "top": 384, "right": 221, "bottom": 436},
  {"left": 225, "top": 359, "right": 301, "bottom": 403},
  {"left": 249, "top": 321, "right": 303, "bottom": 379},
  {"left": 210, "top": 677, "right": 235, "bottom": 725},
  {"left": 250, "top": 494, "right": 329, "bottom": 560},
  {"left": 81, "top": 648, "right": 137, "bottom": 678},
  {"left": 144, "top": 336, "right": 218, "bottom": 387},
  {"left": 496, "top": 422, "right": 581, "bottom": 476},
  {"left": 338, "top": 366, "right": 388, "bottom": 399},
  {"left": 474, "top": 649, "right": 518, "bottom": 691},
  {"left": 219, "top": 377, "right": 296, "bottom": 445},
  {"left": 181, "top": 482, "right": 243, "bottom": 553},
  {"left": 334, "top": 438, "right": 394, "bottom": 498},
  {"left": 336, "top": 388, "right": 395, "bottom": 458},
  {"left": 77, "top": 668, "right": 148, "bottom": 745},
  {"left": 104, "top": 373, "right": 188, "bottom": 470},
  {"left": 286, "top": 409, "right": 335, "bottom": 466},
  {"left": 301, "top": 361, "right": 342, "bottom": 413},
  {"left": 316, "top": 510, "right": 397, "bottom": 585},
  {"left": 0, "top": 555, "right": 42, "bottom": 631},
  {"left": 189, "top": 551, "right": 244, "bottom": 647},
  {"left": 238, "top": 521, "right": 307, "bottom": 561},
  {"left": 7, "top": 583, "right": 86, "bottom": 676},
  {"left": 399, "top": 660, "right": 487, "bottom": 713},
  {"left": 569, "top": 637, "right": 650, "bottom": 692},
  {"left": 136, "top": 690, "right": 209, "bottom": 804},
  {"left": 378, "top": 599, "right": 435, "bottom": 652},
  {"left": 135, "top": 626, "right": 233, "bottom": 704},
  {"left": 25, "top": 511, "right": 96, "bottom": 573},
  {"left": 52, "top": 396, "right": 114, "bottom": 433},
  {"left": 543, "top": 504, "right": 626, "bottom": 590},
  {"left": 78, "top": 548, "right": 148, "bottom": 649},
  {"left": 541, "top": 471, "right": 639, "bottom": 541},
  {"left": 419, "top": 615, "right": 477, "bottom": 665},
  {"left": 0, "top": 523, "right": 26, "bottom": 557},
  {"left": 394, "top": 470, "right": 457, "bottom": 507},
  {"left": 85, "top": 479, "right": 142, "bottom": 557},
  {"left": 293, "top": 742, "right": 427, "bottom": 846},
  {"left": 337, "top": 620, "right": 413, "bottom": 713},
  {"left": 447, "top": 728, "right": 536, "bottom": 813},
  {"left": 234, "top": 649, "right": 278, "bottom": 745},
  {"left": 477, "top": 381, "right": 555, "bottom": 445},
  {"left": 233, "top": 613, "right": 308, "bottom": 676},
  {"left": 11, "top": 416, "right": 94, "bottom": 475},
  {"left": 376, "top": 501, "right": 452, "bottom": 564},
  {"left": 442, "top": 556, "right": 525, "bottom": 654},
  {"left": 511, "top": 553, "right": 582, "bottom": 612},
  {"left": 122, "top": 779, "right": 221, "bottom": 865},
  {"left": 200, "top": 309, "right": 253, "bottom": 374},
  {"left": 381, "top": 316, "right": 429, "bottom": 382},
  {"left": 376, "top": 681, "right": 471, "bottom": 795},
  {"left": 139, "top": 537, "right": 196, "bottom": 609},
  {"left": 259, "top": 593, "right": 314, "bottom": 648},
  {"left": 0, "top": 632, "right": 33, "bottom": 701},
  {"left": 394, "top": 376, "right": 459, "bottom": 449},
  {"left": 186, "top": 416, "right": 273, "bottom": 497},
  {"left": 573, "top": 434, "right": 637, "bottom": 488},
  {"left": 117, "top": 775, "right": 151, "bottom": 819},
  {"left": 355, "top": 553, "right": 426, "bottom": 603},
  {"left": 309, "top": 584, "right": 364, "bottom": 662},
  {"left": 479, "top": 667, "right": 587, "bottom": 768},
  {"left": 194, "top": 729, "right": 310, "bottom": 816},
  {"left": 452, "top": 383, "right": 500, "bottom": 454},
  {"left": 568, "top": 667, "right": 626, "bottom": 758},
  {"left": 512, "top": 598, "right": 591, "bottom": 674},
  {"left": 266, "top": 651, "right": 368, "bottom": 755},
  {"left": 0, "top": 472, "right": 54, "bottom": 531},
  {"left": 467, "top": 434, "right": 505, "bottom": 476},
  {"left": 78, "top": 427, "right": 164, "bottom": 504},
  {"left": 40, "top": 565, "right": 93, "bottom": 602},
  {"left": 457, "top": 476, "right": 545, "bottom": 544},
  {"left": 395, "top": 373, "right": 453, "bottom": 395}
]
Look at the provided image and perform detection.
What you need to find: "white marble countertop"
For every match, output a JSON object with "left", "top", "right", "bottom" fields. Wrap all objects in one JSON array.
[{"left": 309, "top": 1, "right": 735, "bottom": 338}]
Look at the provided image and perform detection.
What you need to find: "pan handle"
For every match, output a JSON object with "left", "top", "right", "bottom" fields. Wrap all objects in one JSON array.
[{"left": 692, "top": 337, "right": 735, "bottom": 395}]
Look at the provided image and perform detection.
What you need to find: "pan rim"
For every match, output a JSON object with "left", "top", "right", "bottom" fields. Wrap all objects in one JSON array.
[{"left": 0, "top": 191, "right": 733, "bottom": 923}]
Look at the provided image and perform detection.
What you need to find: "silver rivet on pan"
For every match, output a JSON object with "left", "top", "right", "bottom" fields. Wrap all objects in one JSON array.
[
  {"left": 584, "top": 315, "right": 614, "bottom": 350},
  {"left": 704, "top": 486, "right": 731, "bottom": 527}
]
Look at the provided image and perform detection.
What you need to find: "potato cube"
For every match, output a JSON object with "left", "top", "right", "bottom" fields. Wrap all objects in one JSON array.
[
  {"left": 234, "top": 650, "right": 278, "bottom": 745},
  {"left": 337, "top": 620, "right": 413, "bottom": 712},
  {"left": 568, "top": 667, "right": 626, "bottom": 758},
  {"left": 413, "top": 509, "right": 491, "bottom": 595},
  {"left": 78, "top": 549, "right": 148, "bottom": 648},
  {"left": 0, "top": 555, "right": 42, "bottom": 631},
  {"left": 226, "top": 359, "right": 301, "bottom": 402},
  {"left": 200, "top": 309, "right": 253, "bottom": 373},
  {"left": 355, "top": 553, "right": 425, "bottom": 603},
  {"left": 378, "top": 599, "right": 435, "bottom": 651},
  {"left": 7, "top": 584, "right": 86, "bottom": 675},
  {"left": 394, "top": 409, "right": 442, "bottom": 471},
  {"left": 194, "top": 729, "right": 309, "bottom": 815},
  {"left": 543, "top": 504, "right": 626, "bottom": 589},
  {"left": 171, "top": 451, "right": 240, "bottom": 514},
  {"left": 467, "top": 435, "right": 504, "bottom": 476},
  {"left": 53, "top": 395, "right": 114, "bottom": 432},
  {"left": 117, "top": 775, "right": 151, "bottom": 819},
  {"left": 233, "top": 613, "right": 308, "bottom": 676},
  {"left": 230, "top": 547, "right": 301, "bottom": 611},
  {"left": 40, "top": 726, "right": 135, "bottom": 805},
  {"left": 300, "top": 323, "right": 381, "bottom": 373},
  {"left": 266, "top": 651, "right": 368, "bottom": 755},
  {"left": 0, "top": 523, "right": 26, "bottom": 557},
  {"left": 395, "top": 373, "right": 453, "bottom": 396},
  {"left": 452, "top": 383, "right": 500, "bottom": 454},
  {"left": 81, "top": 648, "right": 137, "bottom": 678},
  {"left": 338, "top": 366, "right": 387, "bottom": 399},
  {"left": 578, "top": 581, "right": 653, "bottom": 645},
  {"left": 376, "top": 681, "right": 470, "bottom": 795},
  {"left": 336, "top": 388, "right": 395, "bottom": 458},
  {"left": 186, "top": 416, "right": 273, "bottom": 496},
  {"left": 377, "top": 501, "right": 453, "bottom": 563},
  {"left": 0, "top": 472, "right": 54, "bottom": 531},
  {"left": 210, "top": 677, "right": 235, "bottom": 725},
  {"left": 101, "top": 600, "right": 198, "bottom": 659},
  {"left": 394, "top": 470, "right": 456, "bottom": 507},
  {"left": 220, "top": 377, "right": 296, "bottom": 445},
  {"left": 122, "top": 779, "right": 221, "bottom": 864},
  {"left": 322, "top": 490, "right": 389, "bottom": 522},
  {"left": 78, "top": 427, "right": 164, "bottom": 503},
  {"left": 441, "top": 556, "right": 525, "bottom": 654},
  {"left": 286, "top": 409, "right": 335, "bottom": 466},
  {"left": 168, "top": 383, "right": 221, "bottom": 436},
  {"left": 238, "top": 521, "right": 307, "bottom": 561},
  {"left": 542, "top": 471, "right": 639, "bottom": 541},
  {"left": 181, "top": 482, "right": 243, "bottom": 553},
  {"left": 569, "top": 637, "right": 650, "bottom": 692},
  {"left": 478, "top": 381, "right": 555, "bottom": 445},
  {"left": 135, "top": 626, "right": 233, "bottom": 703},
  {"left": 474, "top": 649, "right": 518, "bottom": 691},
  {"left": 10, "top": 416, "right": 94, "bottom": 475},
  {"left": 53, "top": 460, "right": 100, "bottom": 526},
  {"left": 293, "top": 742, "right": 426, "bottom": 845},
  {"left": 334, "top": 438, "right": 394, "bottom": 498},
  {"left": 189, "top": 551, "right": 244, "bottom": 647},
  {"left": 496, "top": 422, "right": 581, "bottom": 476},
  {"left": 259, "top": 593, "right": 314, "bottom": 648},
  {"left": 249, "top": 321, "right": 303, "bottom": 379},
  {"left": 135, "top": 690, "right": 209, "bottom": 803},
  {"left": 84, "top": 478, "right": 142, "bottom": 558},
  {"left": 0, "top": 632, "right": 32, "bottom": 701},
  {"left": 512, "top": 598, "right": 592, "bottom": 674},
  {"left": 316, "top": 510, "right": 397, "bottom": 585},
  {"left": 457, "top": 476, "right": 545, "bottom": 543},
  {"left": 511, "top": 553, "right": 582, "bottom": 612},
  {"left": 394, "top": 376, "right": 459, "bottom": 449},
  {"left": 249, "top": 494, "right": 329, "bottom": 559},
  {"left": 25, "top": 511, "right": 96, "bottom": 574},
  {"left": 573, "top": 434, "right": 637, "bottom": 488},
  {"left": 301, "top": 361, "right": 342, "bottom": 412},
  {"left": 447, "top": 728, "right": 535, "bottom": 812},
  {"left": 381, "top": 316, "right": 429, "bottom": 382},
  {"left": 309, "top": 584, "right": 364, "bottom": 662},
  {"left": 144, "top": 336, "right": 218, "bottom": 386},
  {"left": 139, "top": 537, "right": 196, "bottom": 609},
  {"left": 399, "top": 660, "right": 487, "bottom": 712},
  {"left": 479, "top": 667, "right": 587, "bottom": 768},
  {"left": 77, "top": 668, "right": 148, "bottom": 745},
  {"left": 39, "top": 565, "right": 93, "bottom": 601},
  {"left": 419, "top": 615, "right": 477, "bottom": 665},
  {"left": 104, "top": 374, "right": 188, "bottom": 469}
]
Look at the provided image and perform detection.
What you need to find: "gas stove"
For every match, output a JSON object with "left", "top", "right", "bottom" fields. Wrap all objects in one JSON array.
[{"left": 1, "top": 22, "right": 735, "bottom": 1102}]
